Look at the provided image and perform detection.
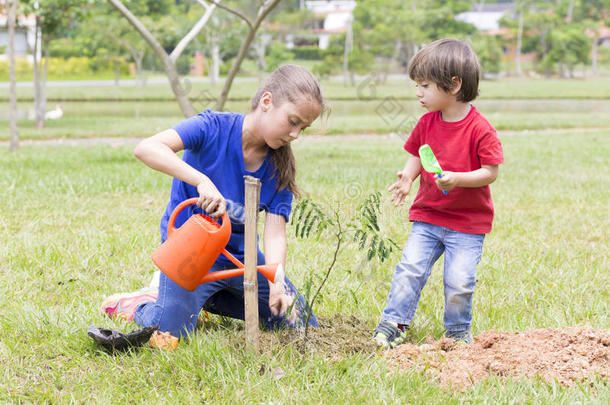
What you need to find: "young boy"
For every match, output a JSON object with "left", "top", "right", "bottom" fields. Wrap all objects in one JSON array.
[{"left": 373, "top": 38, "right": 504, "bottom": 347}]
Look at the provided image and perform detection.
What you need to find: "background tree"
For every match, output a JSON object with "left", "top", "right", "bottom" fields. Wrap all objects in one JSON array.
[
  {"left": 339, "top": 0, "right": 474, "bottom": 78},
  {"left": 559, "top": 0, "right": 610, "bottom": 76},
  {"left": 501, "top": 0, "right": 609, "bottom": 77},
  {"left": 108, "top": 0, "right": 219, "bottom": 117},
  {"left": 204, "top": 0, "right": 283, "bottom": 111},
  {"left": 21, "top": 0, "right": 92, "bottom": 128},
  {"left": 97, "top": 15, "right": 149, "bottom": 85},
  {"left": 543, "top": 24, "right": 590, "bottom": 78},
  {"left": 199, "top": 13, "right": 247, "bottom": 86},
  {"left": 7, "top": 0, "right": 19, "bottom": 151},
  {"left": 471, "top": 33, "right": 503, "bottom": 76}
]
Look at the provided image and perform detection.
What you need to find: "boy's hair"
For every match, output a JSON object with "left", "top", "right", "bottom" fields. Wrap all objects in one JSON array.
[
  {"left": 250, "top": 64, "right": 326, "bottom": 198},
  {"left": 408, "top": 38, "right": 480, "bottom": 103}
]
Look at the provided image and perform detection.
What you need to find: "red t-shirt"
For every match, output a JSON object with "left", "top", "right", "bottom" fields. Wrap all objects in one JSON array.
[{"left": 404, "top": 106, "right": 504, "bottom": 234}]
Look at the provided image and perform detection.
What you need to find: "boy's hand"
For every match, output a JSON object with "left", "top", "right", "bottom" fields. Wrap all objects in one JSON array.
[
  {"left": 435, "top": 171, "right": 459, "bottom": 192},
  {"left": 196, "top": 178, "right": 226, "bottom": 218},
  {"left": 388, "top": 171, "right": 413, "bottom": 206}
]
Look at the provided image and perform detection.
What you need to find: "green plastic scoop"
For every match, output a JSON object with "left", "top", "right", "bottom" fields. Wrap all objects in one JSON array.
[{"left": 419, "top": 144, "right": 448, "bottom": 195}]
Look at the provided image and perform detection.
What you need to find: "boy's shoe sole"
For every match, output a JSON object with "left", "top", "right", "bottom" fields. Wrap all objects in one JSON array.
[
  {"left": 373, "top": 320, "right": 408, "bottom": 348},
  {"left": 100, "top": 288, "right": 158, "bottom": 322}
]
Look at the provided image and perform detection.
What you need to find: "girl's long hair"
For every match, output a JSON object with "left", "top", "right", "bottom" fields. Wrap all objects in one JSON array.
[{"left": 250, "top": 64, "right": 325, "bottom": 198}]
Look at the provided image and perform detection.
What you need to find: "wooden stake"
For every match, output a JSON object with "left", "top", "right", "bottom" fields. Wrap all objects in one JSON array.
[{"left": 243, "top": 175, "right": 261, "bottom": 349}]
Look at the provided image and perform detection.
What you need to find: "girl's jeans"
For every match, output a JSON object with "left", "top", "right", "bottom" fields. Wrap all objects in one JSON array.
[
  {"left": 381, "top": 221, "right": 485, "bottom": 332},
  {"left": 135, "top": 262, "right": 317, "bottom": 338}
]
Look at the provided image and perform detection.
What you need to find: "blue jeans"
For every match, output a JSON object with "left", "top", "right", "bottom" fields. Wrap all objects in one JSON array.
[
  {"left": 134, "top": 263, "right": 317, "bottom": 338},
  {"left": 381, "top": 221, "right": 485, "bottom": 332}
]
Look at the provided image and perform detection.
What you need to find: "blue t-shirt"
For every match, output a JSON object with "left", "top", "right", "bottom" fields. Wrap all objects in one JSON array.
[{"left": 160, "top": 109, "right": 293, "bottom": 267}]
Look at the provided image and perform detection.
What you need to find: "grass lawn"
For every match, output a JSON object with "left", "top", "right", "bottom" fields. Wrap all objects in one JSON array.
[
  {"left": 2, "top": 97, "right": 610, "bottom": 142},
  {"left": 2, "top": 76, "right": 610, "bottom": 142},
  {"left": 0, "top": 129, "right": 608, "bottom": 402},
  {"left": 3, "top": 76, "right": 610, "bottom": 102}
]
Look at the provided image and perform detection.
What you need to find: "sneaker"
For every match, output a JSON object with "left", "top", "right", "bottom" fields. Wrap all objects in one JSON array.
[
  {"left": 100, "top": 287, "right": 158, "bottom": 321},
  {"left": 445, "top": 329, "right": 472, "bottom": 344},
  {"left": 373, "top": 320, "right": 408, "bottom": 348}
]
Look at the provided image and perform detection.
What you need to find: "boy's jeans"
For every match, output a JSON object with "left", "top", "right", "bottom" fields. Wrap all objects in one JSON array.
[
  {"left": 135, "top": 263, "right": 317, "bottom": 338},
  {"left": 381, "top": 221, "right": 485, "bottom": 332}
]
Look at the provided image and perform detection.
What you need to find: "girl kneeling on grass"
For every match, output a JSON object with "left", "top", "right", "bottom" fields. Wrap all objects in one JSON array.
[{"left": 100, "top": 64, "right": 324, "bottom": 341}]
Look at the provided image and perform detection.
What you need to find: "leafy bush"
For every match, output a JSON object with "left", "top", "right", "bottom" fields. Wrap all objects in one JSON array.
[
  {"left": 0, "top": 59, "right": 33, "bottom": 80},
  {"left": 471, "top": 35, "right": 503, "bottom": 75},
  {"left": 0, "top": 56, "right": 129, "bottom": 81},
  {"left": 265, "top": 43, "right": 295, "bottom": 72},
  {"left": 48, "top": 38, "right": 83, "bottom": 59},
  {"left": 541, "top": 24, "right": 590, "bottom": 76},
  {"left": 176, "top": 55, "right": 192, "bottom": 76},
  {"left": 292, "top": 46, "right": 322, "bottom": 60},
  {"left": 48, "top": 57, "right": 92, "bottom": 76}
]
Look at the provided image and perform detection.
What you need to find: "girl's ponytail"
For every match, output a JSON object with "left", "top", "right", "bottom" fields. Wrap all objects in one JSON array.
[{"left": 271, "top": 144, "right": 299, "bottom": 198}]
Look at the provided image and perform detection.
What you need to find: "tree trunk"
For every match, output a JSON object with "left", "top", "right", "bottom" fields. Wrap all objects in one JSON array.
[
  {"left": 41, "top": 43, "right": 48, "bottom": 121},
  {"left": 516, "top": 6, "right": 524, "bottom": 76},
  {"left": 136, "top": 55, "right": 145, "bottom": 85},
  {"left": 566, "top": 0, "right": 574, "bottom": 23},
  {"left": 343, "top": 19, "right": 353, "bottom": 86},
  {"left": 8, "top": 0, "right": 19, "bottom": 151},
  {"left": 255, "top": 34, "right": 267, "bottom": 72},
  {"left": 114, "top": 59, "right": 120, "bottom": 85},
  {"left": 33, "top": 16, "right": 44, "bottom": 129},
  {"left": 592, "top": 33, "right": 598, "bottom": 76},
  {"left": 211, "top": 42, "right": 220, "bottom": 86},
  {"left": 170, "top": 0, "right": 217, "bottom": 64},
  {"left": 109, "top": 0, "right": 214, "bottom": 117},
  {"left": 215, "top": 29, "right": 254, "bottom": 110},
  {"left": 214, "top": 0, "right": 282, "bottom": 111}
]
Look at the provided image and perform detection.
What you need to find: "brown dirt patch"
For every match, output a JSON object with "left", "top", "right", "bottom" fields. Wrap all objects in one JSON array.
[{"left": 387, "top": 326, "right": 610, "bottom": 389}]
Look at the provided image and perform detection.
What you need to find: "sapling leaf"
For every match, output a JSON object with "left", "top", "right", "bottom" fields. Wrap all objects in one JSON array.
[
  {"left": 367, "top": 235, "right": 378, "bottom": 261},
  {"left": 359, "top": 232, "right": 368, "bottom": 250}
]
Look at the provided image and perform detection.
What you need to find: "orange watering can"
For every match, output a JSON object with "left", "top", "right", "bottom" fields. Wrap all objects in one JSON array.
[{"left": 151, "top": 198, "right": 282, "bottom": 291}]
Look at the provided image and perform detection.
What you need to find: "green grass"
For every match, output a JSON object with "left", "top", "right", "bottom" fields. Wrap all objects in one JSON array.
[
  {"left": 2, "top": 76, "right": 610, "bottom": 142},
  {"left": 0, "top": 129, "right": 608, "bottom": 402},
  {"left": 3, "top": 76, "right": 610, "bottom": 102},
  {"left": 2, "top": 97, "right": 610, "bottom": 142}
]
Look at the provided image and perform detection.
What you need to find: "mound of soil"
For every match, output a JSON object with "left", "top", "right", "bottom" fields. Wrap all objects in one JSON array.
[{"left": 387, "top": 326, "right": 610, "bottom": 388}]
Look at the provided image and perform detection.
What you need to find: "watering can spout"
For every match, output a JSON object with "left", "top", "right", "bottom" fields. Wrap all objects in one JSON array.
[
  {"left": 259, "top": 263, "right": 284, "bottom": 284},
  {"left": 197, "top": 262, "right": 283, "bottom": 285}
]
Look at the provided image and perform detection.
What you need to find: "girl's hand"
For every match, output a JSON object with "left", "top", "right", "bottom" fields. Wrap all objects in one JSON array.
[
  {"left": 269, "top": 281, "right": 293, "bottom": 318},
  {"left": 196, "top": 178, "right": 226, "bottom": 218},
  {"left": 388, "top": 171, "right": 413, "bottom": 206},
  {"left": 435, "top": 171, "right": 459, "bottom": 192}
]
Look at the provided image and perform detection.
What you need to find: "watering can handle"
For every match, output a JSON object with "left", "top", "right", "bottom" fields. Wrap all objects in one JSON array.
[{"left": 167, "top": 197, "right": 229, "bottom": 239}]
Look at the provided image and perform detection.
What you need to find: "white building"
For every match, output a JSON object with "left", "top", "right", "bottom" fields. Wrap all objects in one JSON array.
[
  {"left": 0, "top": 12, "right": 40, "bottom": 63},
  {"left": 305, "top": 0, "right": 356, "bottom": 49},
  {"left": 455, "top": 3, "right": 514, "bottom": 32}
]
